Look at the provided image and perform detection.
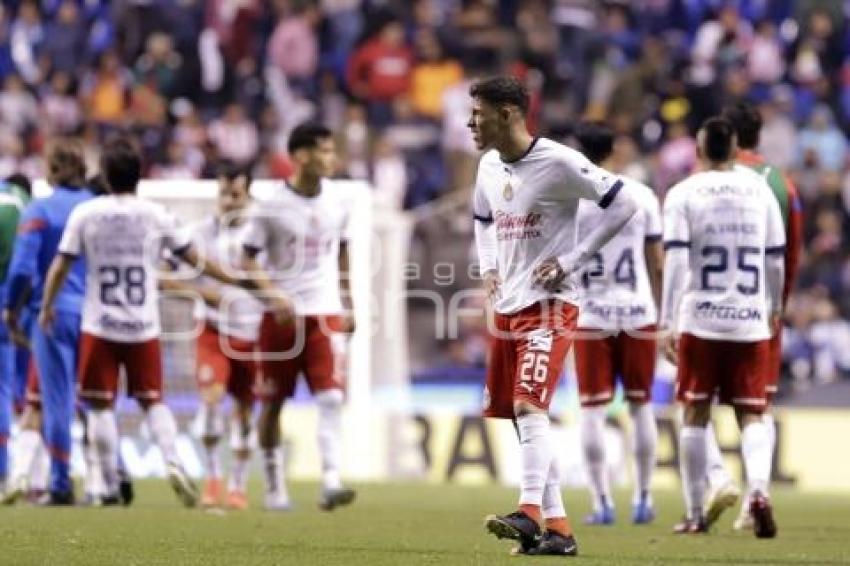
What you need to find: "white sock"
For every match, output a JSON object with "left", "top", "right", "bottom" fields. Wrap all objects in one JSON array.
[
  {"left": 517, "top": 413, "right": 551, "bottom": 507},
  {"left": 581, "top": 406, "right": 611, "bottom": 511},
  {"left": 146, "top": 403, "right": 179, "bottom": 465},
  {"left": 89, "top": 409, "right": 120, "bottom": 496},
  {"left": 263, "top": 446, "right": 288, "bottom": 498},
  {"left": 199, "top": 404, "right": 223, "bottom": 479},
  {"left": 10, "top": 429, "right": 41, "bottom": 484},
  {"left": 229, "top": 420, "right": 252, "bottom": 492},
  {"left": 30, "top": 438, "right": 50, "bottom": 491},
  {"left": 680, "top": 426, "right": 708, "bottom": 521},
  {"left": 629, "top": 402, "right": 657, "bottom": 506},
  {"left": 705, "top": 421, "right": 732, "bottom": 490},
  {"left": 541, "top": 447, "right": 566, "bottom": 519},
  {"left": 741, "top": 420, "right": 771, "bottom": 496},
  {"left": 316, "top": 389, "right": 344, "bottom": 491},
  {"left": 764, "top": 413, "right": 775, "bottom": 480},
  {"left": 84, "top": 439, "right": 103, "bottom": 497}
]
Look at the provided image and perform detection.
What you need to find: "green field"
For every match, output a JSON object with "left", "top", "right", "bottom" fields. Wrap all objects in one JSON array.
[{"left": 1, "top": 482, "right": 848, "bottom": 565}]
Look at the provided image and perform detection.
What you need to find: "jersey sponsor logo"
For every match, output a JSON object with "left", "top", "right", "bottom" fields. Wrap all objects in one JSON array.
[
  {"left": 696, "top": 184, "right": 758, "bottom": 197},
  {"left": 527, "top": 329, "right": 553, "bottom": 353},
  {"left": 694, "top": 301, "right": 762, "bottom": 321},
  {"left": 494, "top": 211, "right": 542, "bottom": 241},
  {"left": 705, "top": 222, "right": 757, "bottom": 235},
  {"left": 584, "top": 300, "right": 648, "bottom": 320},
  {"left": 99, "top": 313, "right": 154, "bottom": 334}
]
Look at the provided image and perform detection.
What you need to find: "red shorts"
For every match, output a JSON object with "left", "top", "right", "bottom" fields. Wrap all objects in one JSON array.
[
  {"left": 24, "top": 362, "right": 40, "bottom": 410},
  {"left": 574, "top": 326, "right": 656, "bottom": 406},
  {"left": 256, "top": 314, "right": 347, "bottom": 404},
  {"left": 196, "top": 323, "right": 257, "bottom": 404},
  {"left": 78, "top": 333, "right": 163, "bottom": 403},
  {"left": 766, "top": 331, "right": 781, "bottom": 402},
  {"left": 484, "top": 301, "right": 578, "bottom": 419},
  {"left": 676, "top": 333, "right": 770, "bottom": 413}
]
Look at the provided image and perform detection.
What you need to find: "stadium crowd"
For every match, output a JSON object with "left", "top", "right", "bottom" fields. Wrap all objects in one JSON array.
[{"left": 0, "top": 0, "right": 848, "bottom": 391}]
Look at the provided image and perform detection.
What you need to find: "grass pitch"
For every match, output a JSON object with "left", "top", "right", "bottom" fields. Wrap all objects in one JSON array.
[{"left": 1, "top": 482, "right": 848, "bottom": 565}]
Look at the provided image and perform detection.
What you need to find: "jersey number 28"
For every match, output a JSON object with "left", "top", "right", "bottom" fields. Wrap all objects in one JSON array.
[{"left": 99, "top": 265, "right": 146, "bottom": 306}]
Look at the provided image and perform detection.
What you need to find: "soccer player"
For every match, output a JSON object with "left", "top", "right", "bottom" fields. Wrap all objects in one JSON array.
[
  {"left": 700, "top": 102, "right": 804, "bottom": 531},
  {"left": 239, "top": 123, "right": 357, "bottom": 512},
  {"left": 0, "top": 174, "right": 32, "bottom": 493},
  {"left": 161, "top": 163, "right": 263, "bottom": 509},
  {"left": 572, "top": 122, "right": 662, "bottom": 525},
  {"left": 469, "top": 77, "right": 637, "bottom": 556},
  {"left": 39, "top": 138, "right": 289, "bottom": 507},
  {"left": 661, "top": 118, "right": 784, "bottom": 538},
  {"left": 3, "top": 141, "right": 93, "bottom": 505}
]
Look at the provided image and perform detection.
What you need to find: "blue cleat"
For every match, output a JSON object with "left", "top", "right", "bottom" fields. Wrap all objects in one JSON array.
[
  {"left": 632, "top": 500, "right": 656, "bottom": 524},
  {"left": 584, "top": 504, "right": 615, "bottom": 525}
]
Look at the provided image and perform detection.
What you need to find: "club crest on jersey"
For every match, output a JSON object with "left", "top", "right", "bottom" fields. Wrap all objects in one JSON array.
[
  {"left": 527, "top": 329, "right": 553, "bottom": 352},
  {"left": 503, "top": 182, "right": 513, "bottom": 201}
]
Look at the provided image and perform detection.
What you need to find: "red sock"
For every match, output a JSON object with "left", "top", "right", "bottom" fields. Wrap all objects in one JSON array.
[
  {"left": 545, "top": 517, "right": 572, "bottom": 536},
  {"left": 519, "top": 504, "right": 543, "bottom": 525}
]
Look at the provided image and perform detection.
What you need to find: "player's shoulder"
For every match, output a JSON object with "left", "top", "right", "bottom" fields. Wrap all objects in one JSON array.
[
  {"left": 623, "top": 176, "right": 658, "bottom": 202},
  {"left": 533, "top": 137, "right": 587, "bottom": 165}
]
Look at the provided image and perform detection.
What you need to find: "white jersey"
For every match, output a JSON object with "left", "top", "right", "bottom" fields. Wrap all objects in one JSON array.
[
  {"left": 241, "top": 180, "right": 353, "bottom": 315},
  {"left": 188, "top": 217, "right": 263, "bottom": 342},
  {"left": 472, "top": 137, "right": 623, "bottom": 314},
  {"left": 59, "top": 195, "right": 190, "bottom": 343},
  {"left": 663, "top": 169, "right": 786, "bottom": 341},
  {"left": 576, "top": 179, "right": 661, "bottom": 330}
]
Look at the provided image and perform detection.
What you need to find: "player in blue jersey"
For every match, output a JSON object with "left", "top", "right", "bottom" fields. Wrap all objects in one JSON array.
[{"left": 2, "top": 140, "right": 93, "bottom": 505}]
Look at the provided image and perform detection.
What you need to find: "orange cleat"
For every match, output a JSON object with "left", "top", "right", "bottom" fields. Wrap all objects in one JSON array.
[
  {"left": 201, "top": 478, "right": 223, "bottom": 508},
  {"left": 226, "top": 490, "right": 248, "bottom": 510}
]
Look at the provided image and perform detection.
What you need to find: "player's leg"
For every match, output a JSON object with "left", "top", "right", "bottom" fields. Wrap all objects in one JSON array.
[
  {"left": 673, "top": 333, "right": 717, "bottom": 534},
  {"left": 486, "top": 302, "right": 578, "bottom": 556},
  {"left": 574, "top": 330, "right": 616, "bottom": 525},
  {"left": 620, "top": 327, "right": 658, "bottom": 524},
  {"left": 703, "top": 418, "right": 740, "bottom": 528},
  {"left": 31, "top": 312, "right": 79, "bottom": 503},
  {"left": 126, "top": 339, "right": 197, "bottom": 508},
  {"left": 194, "top": 325, "right": 230, "bottom": 507},
  {"left": 224, "top": 341, "right": 257, "bottom": 510},
  {"left": 78, "top": 332, "right": 122, "bottom": 502},
  {"left": 2, "top": 404, "right": 41, "bottom": 504},
  {"left": 731, "top": 340, "right": 776, "bottom": 539},
  {"left": 0, "top": 326, "right": 12, "bottom": 492},
  {"left": 303, "top": 316, "right": 355, "bottom": 511}
]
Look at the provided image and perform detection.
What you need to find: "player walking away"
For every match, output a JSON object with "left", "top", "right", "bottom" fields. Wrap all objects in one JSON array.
[
  {"left": 39, "top": 138, "right": 289, "bottom": 507},
  {"left": 661, "top": 118, "right": 784, "bottom": 538},
  {"left": 3, "top": 141, "right": 93, "bottom": 506},
  {"left": 573, "top": 122, "right": 662, "bottom": 526},
  {"left": 469, "top": 77, "right": 637, "bottom": 556},
  {"left": 240, "top": 123, "right": 357, "bottom": 512},
  {"left": 700, "top": 102, "right": 804, "bottom": 531},
  {"left": 0, "top": 174, "right": 32, "bottom": 494},
  {"left": 161, "top": 163, "right": 263, "bottom": 510}
]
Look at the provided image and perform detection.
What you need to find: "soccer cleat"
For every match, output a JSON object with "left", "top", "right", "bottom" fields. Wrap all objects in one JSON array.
[
  {"left": 526, "top": 530, "right": 579, "bottom": 556},
  {"left": 672, "top": 516, "right": 708, "bottom": 534},
  {"left": 38, "top": 490, "right": 75, "bottom": 506},
  {"left": 318, "top": 486, "right": 357, "bottom": 511},
  {"left": 264, "top": 492, "right": 294, "bottom": 512},
  {"left": 733, "top": 508, "right": 755, "bottom": 531},
  {"left": 226, "top": 490, "right": 248, "bottom": 510},
  {"left": 484, "top": 510, "right": 542, "bottom": 553},
  {"left": 101, "top": 494, "right": 122, "bottom": 506},
  {"left": 750, "top": 491, "right": 777, "bottom": 539},
  {"left": 705, "top": 480, "right": 740, "bottom": 528},
  {"left": 584, "top": 504, "right": 616, "bottom": 525},
  {"left": 166, "top": 463, "right": 199, "bottom": 508},
  {"left": 119, "top": 471, "right": 134, "bottom": 507},
  {"left": 201, "top": 478, "right": 223, "bottom": 508},
  {"left": 1, "top": 477, "right": 27, "bottom": 505},
  {"left": 632, "top": 500, "right": 656, "bottom": 525}
]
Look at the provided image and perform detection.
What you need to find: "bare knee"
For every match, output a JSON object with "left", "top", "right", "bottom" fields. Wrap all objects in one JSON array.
[
  {"left": 513, "top": 400, "right": 545, "bottom": 418},
  {"left": 683, "top": 403, "right": 711, "bottom": 427}
]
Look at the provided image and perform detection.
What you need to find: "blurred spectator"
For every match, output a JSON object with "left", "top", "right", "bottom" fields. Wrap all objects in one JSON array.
[
  {"left": 441, "top": 78, "right": 477, "bottom": 192},
  {"left": 207, "top": 103, "right": 259, "bottom": 166},
  {"left": 797, "top": 105, "right": 848, "bottom": 172},
  {"left": 655, "top": 120, "right": 696, "bottom": 192},
  {"left": 346, "top": 18, "right": 413, "bottom": 126},
  {"left": 150, "top": 141, "right": 199, "bottom": 179},
  {"left": 758, "top": 89, "right": 798, "bottom": 170},
  {"left": 134, "top": 33, "right": 183, "bottom": 100},
  {"left": 267, "top": 2, "right": 321, "bottom": 97},
  {"left": 0, "top": 74, "right": 38, "bottom": 136},
  {"left": 10, "top": 0, "right": 44, "bottom": 84},
  {"left": 82, "top": 50, "right": 130, "bottom": 131},
  {"left": 747, "top": 19, "right": 784, "bottom": 85},
  {"left": 42, "top": 0, "right": 86, "bottom": 75},
  {"left": 39, "top": 71, "right": 82, "bottom": 136},
  {"left": 409, "top": 29, "right": 463, "bottom": 120}
]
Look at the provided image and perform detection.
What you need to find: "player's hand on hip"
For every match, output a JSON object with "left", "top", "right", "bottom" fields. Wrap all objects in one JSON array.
[
  {"left": 339, "top": 313, "right": 356, "bottom": 334},
  {"left": 269, "top": 293, "right": 295, "bottom": 326},
  {"left": 38, "top": 306, "right": 56, "bottom": 333},
  {"left": 769, "top": 311, "right": 782, "bottom": 336},
  {"left": 661, "top": 332, "right": 679, "bottom": 366},
  {"left": 2, "top": 309, "right": 30, "bottom": 349},
  {"left": 482, "top": 270, "right": 501, "bottom": 303},
  {"left": 532, "top": 257, "right": 569, "bottom": 293}
]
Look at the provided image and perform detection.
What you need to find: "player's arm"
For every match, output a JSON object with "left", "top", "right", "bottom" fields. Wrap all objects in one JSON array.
[
  {"left": 4, "top": 204, "right": 43, "bottom": 341},
  {"left": 338, "top": 241, "right": 356, "bottom": 333},
  {"left": 159, "top": 273, "right": 223, "bottom": 308},
  {"left": 39, "top": 253, "right": 75, "bottom": 329},
  {"left": 659, "top": 187, "right": 690, "bottom": 365},
  {"left": 535, "top": 163, "right": 638, "bottom": 291},
  {"left": 644, "top": 192, "right": 664, "bottom": 310},
  {"left": 238, "top": 248, "right": 294, "bottom": 324},
  {"left": 764, "top": 192, "right": 787, "bottom": 334},
  {"left": 782, "top": 177, "right": 803, "bottom": 307},
  {"left": 472, "top": 182, "right": 500, "bottom": 301}
]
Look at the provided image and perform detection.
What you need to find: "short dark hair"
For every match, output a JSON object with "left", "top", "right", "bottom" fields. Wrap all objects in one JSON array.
[
  {"left": 469, "top": 76, "right": 529, "bottom": 114},
  {"left": 217, "top": 160, "right": 253, "bottom": 187},
  {"left": 721, "top": 102, "right": 762, "bottom": 149},
  {"left": 575, "top": 121, "right": 614, "bottom": 164},
  {"left": 287, "top": 123, "right": 333, "bottom": 155},
  {"left": 5, "top": 173, "right": 31, "bottom": 196},
  {"left": 46, "top": 138, "right": 86, "bottom": 189},
  {"left": 700, "top": 117, "right": 736, "bottom": 163},
  {"left": 100, "top": 137, "right": 142, "bottom": 194},
  {"left": 86, "top": 174, "right": 110, "bottom": 196}
]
